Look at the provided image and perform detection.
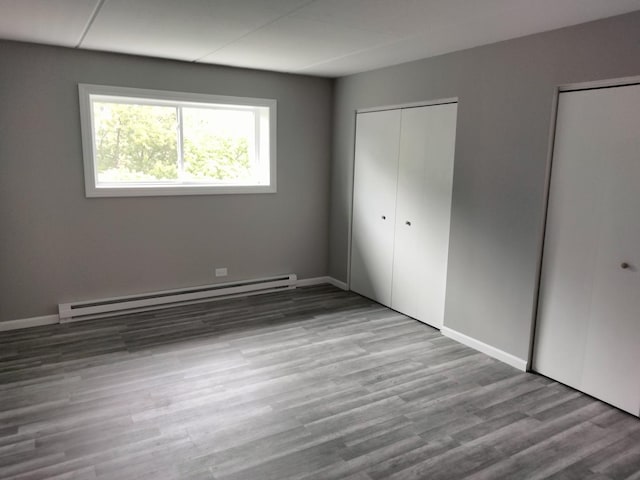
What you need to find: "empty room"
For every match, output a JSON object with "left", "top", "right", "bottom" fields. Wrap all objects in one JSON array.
[{"left": 1, "top": 1, "right": 639, "bottom": 479}]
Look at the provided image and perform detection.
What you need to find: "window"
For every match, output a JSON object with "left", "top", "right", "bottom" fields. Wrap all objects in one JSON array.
[{"left": 78, "top": 84, "right": 276, "bottom": 197}]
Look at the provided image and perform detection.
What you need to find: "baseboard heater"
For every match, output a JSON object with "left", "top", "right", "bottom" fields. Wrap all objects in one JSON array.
[{"left": 58, "top": 274, "right": 297, "bottom": 323}]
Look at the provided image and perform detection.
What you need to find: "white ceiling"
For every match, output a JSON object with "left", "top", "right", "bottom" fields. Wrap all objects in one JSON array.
[{"left": 1, "top": 0, "right": 639, "bottom": 77}]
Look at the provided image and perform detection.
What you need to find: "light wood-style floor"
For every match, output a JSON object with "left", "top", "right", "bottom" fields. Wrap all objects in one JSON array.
[{"left": 1, "top": 285, "right": 639, "bottom": 480}]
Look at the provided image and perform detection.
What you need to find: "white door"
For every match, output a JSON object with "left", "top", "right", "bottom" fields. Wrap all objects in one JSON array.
[
  {"left": 534, "top": 83, "right": 640, "bottom": 416},
  {"left": 391, "top": 104, "right": 457, "bottom": 328},
  {"left": 350, "top": 109, "right": 401, "bottom": 306}
]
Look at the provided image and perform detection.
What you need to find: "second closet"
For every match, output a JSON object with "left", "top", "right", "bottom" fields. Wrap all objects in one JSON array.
[{"left": 350, "top": 101, "right": 458, "bottom": 329}]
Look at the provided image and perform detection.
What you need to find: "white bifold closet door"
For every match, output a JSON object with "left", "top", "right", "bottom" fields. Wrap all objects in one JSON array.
[
  {"left": 534, "top": 83, "right": 640, "bottom": 416},
  {"left": 392, "top": 104, "right": 457, "bottom": 325},
  {"left": 350, "top": 109, "right": 401, "bottom": 307},
  {"left": 350, "top": 103, "right": 457, "bottom": 329}
]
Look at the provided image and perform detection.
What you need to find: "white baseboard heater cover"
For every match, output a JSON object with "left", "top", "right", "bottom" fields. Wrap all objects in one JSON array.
[{"left": 58, "top": 274, "right": 297, "bottom": 323}]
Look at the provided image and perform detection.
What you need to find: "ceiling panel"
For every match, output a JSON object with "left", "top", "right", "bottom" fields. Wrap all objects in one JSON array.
[
  {"left": 291, "top": 0, "right": 517, "bottom": 36},
  {"left": 200, "top": 15, "right": 398, "bottom": 72},
  {"left": 81, "top": 0, "right": 312, "bottom": 61},
  {"left": 297, "top": 0, "right": 640, "bottom": 76},
  {"left": 293, "top": 0, "right": 640, "bottom": 36},
  {"left": 0, "top": 0, "right": 99, "bottom": 46}
]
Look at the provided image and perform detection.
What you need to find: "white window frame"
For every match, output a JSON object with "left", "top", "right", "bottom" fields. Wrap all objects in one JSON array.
[{"left": 78, "top": 84, "right": 277, "bottom": 197}]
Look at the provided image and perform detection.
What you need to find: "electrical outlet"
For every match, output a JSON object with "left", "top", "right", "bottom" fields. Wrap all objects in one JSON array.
[{"left": 215, "top": 267, "right": 228, "bottom": 277}]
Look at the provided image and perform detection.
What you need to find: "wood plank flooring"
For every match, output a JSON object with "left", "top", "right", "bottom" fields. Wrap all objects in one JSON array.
[{"left": 0, "top": 285, "right": 639, "bottom": 480}]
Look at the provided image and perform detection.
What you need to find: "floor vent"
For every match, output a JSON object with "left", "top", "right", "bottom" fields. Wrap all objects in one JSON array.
[{"left": 58, "top": 274, "right": 297, "bottom": 323}]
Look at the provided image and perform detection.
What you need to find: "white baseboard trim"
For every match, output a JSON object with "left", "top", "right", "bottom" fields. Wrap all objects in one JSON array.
[
  {"left": 296, "top": 276, "right": 348, "bottom": 290},
  {"left": 326, "top": 277, "right": 348, "bottom": 290},
  {"left": 0, "top": 314, "right": 60, "bottom": 332},
  {"left": 441, "top": 326, "right": 528, "bottom": 372}
]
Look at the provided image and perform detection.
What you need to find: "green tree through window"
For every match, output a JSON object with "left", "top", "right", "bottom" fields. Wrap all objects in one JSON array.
[
  {"left": 182, "top": 107, "right": 252, "bottom": 182},
  {"left": 94, "top": 103, "right": 178, "bottom": 181},
  {"left": 93, "top": 103, "right": 252, "bottom": 183}
]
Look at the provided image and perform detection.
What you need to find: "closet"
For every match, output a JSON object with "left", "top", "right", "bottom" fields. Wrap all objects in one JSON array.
[
  {"left": 533, "top": 82, "right": 640, "bottom": 416},
  {"left": 350, "top": 102, "right": 457, "bottom": 329}
]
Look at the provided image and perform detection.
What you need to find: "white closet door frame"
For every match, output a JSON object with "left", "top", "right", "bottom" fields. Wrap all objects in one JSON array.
[
  {"left": 347, "top": 97, "right": 458, "bottom": 289},
  {"left": 528, "top": 76, "right": 640, "bottom": 372},
  {"left": 530, "top": 76, "right": 640, "bottom": 416},
  {"left": 529, "top": 75, "right": 640, "bottom": 368},
  {"left": 355, "top": 97, "right": 459, "bottom": 115}
]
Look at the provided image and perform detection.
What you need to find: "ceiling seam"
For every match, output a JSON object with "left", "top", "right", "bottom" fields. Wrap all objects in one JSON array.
[
  {"left": 294, "top": 35, "right": 408, "bottom": 75},
  {"left": 190, "top": 0, "right": 317, "bottom": 63},
  {"left": 76, "top": 0, "right": 107, "bottom": 48}
]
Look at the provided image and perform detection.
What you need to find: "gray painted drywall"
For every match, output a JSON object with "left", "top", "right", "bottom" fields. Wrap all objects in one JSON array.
[
  {"left": 0, "top": 41, "right": 333, "bottom": 322},
  {"left": 329, "top": 12, "right": 640, "bottom": 361}
]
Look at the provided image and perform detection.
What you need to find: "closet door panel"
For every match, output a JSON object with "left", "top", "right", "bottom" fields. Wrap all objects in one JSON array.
[
  {"left": 391, "top": 104, "right": 457, "bottom": 328},
  {"left": 350, "top": 109, "right": 401, "bottom": 306},
  {"left": 533, "top": 91, "right": 604, "bottom": 389},
  {"left": 578, "top": 86, "right": 640, "bottom": 415},
  {"left": 534, "top": 84, "right": 640, "bottom": 416}
]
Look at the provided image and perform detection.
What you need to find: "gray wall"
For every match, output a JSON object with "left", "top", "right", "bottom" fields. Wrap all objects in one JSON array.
[
  {"left": 329, "top": 12, "right": 640, "bottom": 362},
  {"left": 0, "top": 41, "right": 333, "bottom": 322}
]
